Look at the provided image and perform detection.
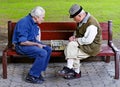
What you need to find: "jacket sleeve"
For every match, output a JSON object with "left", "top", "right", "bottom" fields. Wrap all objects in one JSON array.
[{"left": 77, "top": 25, "right": 97, "bottom": 45}]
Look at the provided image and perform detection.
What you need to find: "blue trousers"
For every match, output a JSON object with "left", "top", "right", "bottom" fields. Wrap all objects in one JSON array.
[{"left": 15, "top": 43, "right": 52, "bottom": 77}]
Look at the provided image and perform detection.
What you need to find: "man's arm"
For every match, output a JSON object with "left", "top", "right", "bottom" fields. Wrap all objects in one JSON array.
[
  {"left": 20, "top": 41, "right": 46, "bottom": 48},
  {"left": 77, "top": 25, "right": 97, "bottom": 45}
]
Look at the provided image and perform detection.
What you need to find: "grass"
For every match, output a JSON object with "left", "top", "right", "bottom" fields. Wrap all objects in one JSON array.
[{"left": 0, "top": 0, "right": 120, "bottom": 38}]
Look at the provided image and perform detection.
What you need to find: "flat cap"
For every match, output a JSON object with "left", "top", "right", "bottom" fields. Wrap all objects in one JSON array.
[{"left": 69, "top": 4, "right": 83, "bottom": 18}]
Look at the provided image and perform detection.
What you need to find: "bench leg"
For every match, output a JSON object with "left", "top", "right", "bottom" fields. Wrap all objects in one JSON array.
[
  {"left": 2, "top": 51, "right": 7, "bottom": 79},
  {"left": 114, "top": 52, "right": 120, "bottom": 79},
  {"left": 105, "top": 56, "right": 110, "bottom": 63}
]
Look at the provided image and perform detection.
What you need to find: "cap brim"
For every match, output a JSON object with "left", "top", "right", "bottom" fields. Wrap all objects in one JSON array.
[
  {"left": 70, "top": 15, "right": 73, "bottom": 18},
  {"left": 69, "top": 6, "right": 83, "bottom": 18}
]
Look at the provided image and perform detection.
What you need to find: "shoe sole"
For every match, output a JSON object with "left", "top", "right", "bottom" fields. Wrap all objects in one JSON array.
[
  {"left": 25, "top": 79, "right": 44, "bottom": 84},
  {"left": 57, "top": 72, "right": 67, "bottom": 77},
  {"left": 64, "top": 76, "right": 81, "bottom": 80},
  {"left": 64, "top": 74, "right": 81, "bottom": 80}
]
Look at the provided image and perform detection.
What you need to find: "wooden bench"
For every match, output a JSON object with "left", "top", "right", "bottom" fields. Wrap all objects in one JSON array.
[{"left": 2, "top": 20, "right": 120, "bottom": 79}]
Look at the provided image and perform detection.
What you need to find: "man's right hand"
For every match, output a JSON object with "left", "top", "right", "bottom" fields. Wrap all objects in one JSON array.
[
  {"left": 69, "top": 36, "right": 76, "bottom": 41},
  {"left": 20, "top": 41, "right": 46, "bottom": 48},
  {"left": 37, "top": 44, "right": 46, "bottom": 48}
]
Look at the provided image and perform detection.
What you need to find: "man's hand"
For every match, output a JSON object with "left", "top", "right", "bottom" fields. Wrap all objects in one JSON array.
[
  {"left": 37, "top": 44, "right": 46, "bottom": 48},
  {"left": 69, "top": 36, "right": 77, "bottom": 42},
  {"left": 20, "top": 41, "right": 46, "bottom": 48}
]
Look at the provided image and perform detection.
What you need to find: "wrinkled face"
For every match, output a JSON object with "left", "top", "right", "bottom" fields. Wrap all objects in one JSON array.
[
  {"left": 34, "top": 14, "right": 45, "bottom": 24},
  {"left": 73, "top": 13, "right": 84, "bottom": 23}
]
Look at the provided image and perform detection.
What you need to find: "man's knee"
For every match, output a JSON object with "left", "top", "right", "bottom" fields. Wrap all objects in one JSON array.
[
  {"left": 67, "top": 41, "right": 78, "bottom": 47},
  {"left": 35, "top": 49, "right": 47, "bottom": 58},
  {"left": 45, "top": 46, "right": 52, "bottom": 53}
]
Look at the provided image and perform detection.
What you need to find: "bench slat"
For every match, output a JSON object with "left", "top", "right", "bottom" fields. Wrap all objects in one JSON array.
[
  {"left": 41, "top": 32, "right": 73, "bottom": 40},
  {"left": 39, "top": 22, "right": 76, "bottom": 30}
]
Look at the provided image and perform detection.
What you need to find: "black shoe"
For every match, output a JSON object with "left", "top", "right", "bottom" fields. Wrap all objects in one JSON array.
[
  {"left": 58, "top": 66, "right": 75, "bottom": 76},
  {"left": 25, "top": 74, "right": 44, "bottom": 84},
  {"left": 39, "top": 74, "right": 45, "bottom": 81},
  {"left": 64, "top": 71, "right": 81, "bottom": 80}
]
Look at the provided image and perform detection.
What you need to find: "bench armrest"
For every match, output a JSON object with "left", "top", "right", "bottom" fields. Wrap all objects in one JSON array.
[{"left": 109, "top": 41, "right": 119, "bottom": 52}]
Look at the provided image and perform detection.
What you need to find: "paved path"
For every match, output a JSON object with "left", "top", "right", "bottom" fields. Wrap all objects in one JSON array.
[{"left": 0, "top": 61, "right": 120, "bottom": 87}]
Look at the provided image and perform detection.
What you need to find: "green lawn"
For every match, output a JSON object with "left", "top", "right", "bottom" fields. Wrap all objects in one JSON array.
[{"left": 0, "top": 0, "right": 120, "bottom": 38}]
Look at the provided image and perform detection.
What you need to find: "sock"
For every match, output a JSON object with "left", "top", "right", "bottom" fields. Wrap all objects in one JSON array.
[
  {"left": 74, "top": 68, "right": 80, "bottom": 74},
  {"left": 73, "top": 59, "right": 80, "bottom": 74},
  {"left": 67, "top": 59, "right": 74, "bottom": 69}
]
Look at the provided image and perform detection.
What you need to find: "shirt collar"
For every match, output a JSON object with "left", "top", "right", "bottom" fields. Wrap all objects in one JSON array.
[
  {"left": 28, "top": 14, "right": 36, "bottom": 25},
  {"left": 78, "top": 12, "right": 91, "bottom": 27}
]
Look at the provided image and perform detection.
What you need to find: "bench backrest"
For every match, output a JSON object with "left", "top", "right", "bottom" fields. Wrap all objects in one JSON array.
[
  {"left": 39, "top": 22, "right": 76, "bottom": 40},
  {"left": 7, "top": 20, "right": 112, "bottom": 48}
]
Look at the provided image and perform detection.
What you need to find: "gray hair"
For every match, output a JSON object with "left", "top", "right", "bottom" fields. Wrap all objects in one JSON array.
[
  {"left": 79, "top": 9, "right": 85, "bottom": 15},
  {"left": 30, "top": 6, "right": 45, "bottom": 17}
]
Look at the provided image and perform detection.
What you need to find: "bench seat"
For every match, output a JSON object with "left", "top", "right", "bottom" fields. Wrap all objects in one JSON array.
[{"left": 5, "top": 44, "right": 115, "bottom": 56}]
